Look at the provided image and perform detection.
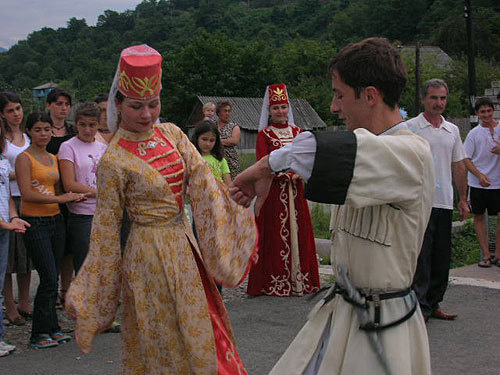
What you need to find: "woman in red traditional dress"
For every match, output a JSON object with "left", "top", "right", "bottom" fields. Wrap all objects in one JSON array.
[{"left": 247, "top": 84, "right": 320, "bottom": 296}]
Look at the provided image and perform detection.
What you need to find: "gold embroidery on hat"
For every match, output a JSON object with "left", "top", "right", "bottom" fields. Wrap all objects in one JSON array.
[
  {"left": 118, "top": 71, "right": 132, "bottom": 91},
  {"left": 131, "top": 75, "right": 160, "bottom": 97},
  {"left": 270, "top": 87, "right": 287, "bottom": 102}
]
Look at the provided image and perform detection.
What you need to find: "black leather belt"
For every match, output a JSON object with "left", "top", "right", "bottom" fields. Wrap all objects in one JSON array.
[{"left": 327, "top": 284, "right": 417, "bottom": 332}]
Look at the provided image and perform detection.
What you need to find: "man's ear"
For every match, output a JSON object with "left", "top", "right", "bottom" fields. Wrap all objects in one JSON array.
[{"left": 364, "top": 86, "right": 379, "bottom": 106}]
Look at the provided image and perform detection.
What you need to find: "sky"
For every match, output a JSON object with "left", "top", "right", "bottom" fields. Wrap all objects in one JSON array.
[{"left": 0, "top": 0, "right": 142, "bottom": 49}]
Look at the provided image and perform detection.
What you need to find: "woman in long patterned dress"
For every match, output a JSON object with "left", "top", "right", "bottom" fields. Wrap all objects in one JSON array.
[
  {"left": 247, "top": 84, "right": 320, "bottom": 296},
  {"left": 66, "top": 45, "right": 257, "bottom": 374},
  {"left": 216, "top": 101, "right": 241, "bottom": 179}
]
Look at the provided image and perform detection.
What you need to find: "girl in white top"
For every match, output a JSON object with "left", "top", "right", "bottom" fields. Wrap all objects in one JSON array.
[
  {"left": 0, "top": 91, "right": 32, "bottom": 325},
  {"left": 0, "top": 118, "right": 30, "bottom": 356}
]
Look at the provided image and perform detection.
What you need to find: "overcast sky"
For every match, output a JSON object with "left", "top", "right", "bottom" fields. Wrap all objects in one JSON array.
[{"left": 0, "top": 0, "right": 141, "bottom": 49}]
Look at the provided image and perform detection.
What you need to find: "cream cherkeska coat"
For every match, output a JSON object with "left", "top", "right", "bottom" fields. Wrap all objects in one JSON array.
[{"left": 271, "top": 128, "right": 434, "bottom": 375}]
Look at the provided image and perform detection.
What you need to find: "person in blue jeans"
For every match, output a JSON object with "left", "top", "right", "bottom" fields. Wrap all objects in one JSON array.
[
  {"left": 0, "top": 122, "right": 30, "bottom": 356},
  {"left": 16, "top": 112, "right": 86, "bottom": 349}
]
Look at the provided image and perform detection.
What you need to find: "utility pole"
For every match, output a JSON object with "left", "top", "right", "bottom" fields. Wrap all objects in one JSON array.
[{"left": 465, "top": 0, "right": 476, "bottom": 118}]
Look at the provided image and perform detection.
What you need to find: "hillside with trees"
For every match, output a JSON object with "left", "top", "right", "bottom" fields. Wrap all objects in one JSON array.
[{"left": 0, "top": 0, "right": 498, "bottom": 126}]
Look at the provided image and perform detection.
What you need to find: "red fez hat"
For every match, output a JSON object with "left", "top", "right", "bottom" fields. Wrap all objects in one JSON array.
[
  {"left": 268, "top": 84, "right": 289, "bottom": 106},
  {"left": 117, "top": 45, "right": 162, "bottom": 100}
]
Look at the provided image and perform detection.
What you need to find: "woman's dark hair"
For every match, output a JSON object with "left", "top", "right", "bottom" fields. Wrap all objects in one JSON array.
[
  {"left": 0, "top": 91, "right": 23, "bottom": 134},
  {"left": 25, "top": 112, "right": 53, "bottom": 131},
  {"left": 216, "top": 101, "right": 231, "bottom": 115},
  {"left": 115, "top": 91, "right": 125, "bottom": 103},
  {"left": 46, "top": 88, "right": 72, "bottom": 106},
  {"left": 0, "top": 121, "right": 6, "bottom": 155},
  {"left": 191, "top": 121, "right": 224, "bottom": 161}
]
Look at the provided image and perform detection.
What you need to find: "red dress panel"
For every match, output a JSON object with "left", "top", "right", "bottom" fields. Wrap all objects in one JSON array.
[{"left": 247, "top": 123, "right": 320, "bottom": 296}]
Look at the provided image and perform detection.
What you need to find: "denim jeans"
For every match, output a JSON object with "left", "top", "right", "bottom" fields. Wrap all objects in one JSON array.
[
  {"left": 0, "top": 229, "right": 9, "bottom": 340},
  {"left": 67, "top": 213, "right": 93, "bottom": 274},
  {"left": 22, "top": 214, "right": 65, "bottom": 340}
]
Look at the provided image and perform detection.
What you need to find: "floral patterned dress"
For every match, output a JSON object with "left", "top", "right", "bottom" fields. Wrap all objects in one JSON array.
[
  {"left": 66, "top": 123, "right": 257, "bottom": 374},
  {"left": 247, "top": 122, "right": 320, "bottom": 296},
  {"left": 219, "top": 122, "right": 241, "bottom": 179}
]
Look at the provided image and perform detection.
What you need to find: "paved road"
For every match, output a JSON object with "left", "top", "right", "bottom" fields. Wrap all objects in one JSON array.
[{"left": 2, "top": 281, "right": 500, "bottom": 374}]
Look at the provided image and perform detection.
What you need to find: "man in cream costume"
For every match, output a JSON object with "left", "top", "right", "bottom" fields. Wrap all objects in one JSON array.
[{"left": 231, "top": 37, "right": 433, "bottom": 375}]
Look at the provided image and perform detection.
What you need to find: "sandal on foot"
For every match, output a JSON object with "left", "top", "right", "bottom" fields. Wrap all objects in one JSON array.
[
  {"left": 30, "top": 335, "right": 59, "bottom": 349},
  {"left": 490, "top": 257, "right": 500, "bottom": 266},
  {"left": 6, "top": 314, "right": 25, "bottom": 326},
  {"left": 17, "top": 308, "right": 32, "bottom": 319},
  {"left": 478, "top": 257, "right": 492, "bottom": 268},
  {"left": 51, "top": 332, "right": 71, "bottom": 343}
]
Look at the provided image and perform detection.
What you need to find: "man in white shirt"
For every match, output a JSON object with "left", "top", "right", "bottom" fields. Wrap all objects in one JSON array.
[
  {"left": 231, "top": 37, "right": 433, "bottom": 375},
  {"left": 464, "top": 97, "right": 500, "bottom": 267},
  {"left": 406, "top": 78, "right": 469, "bottom": 322}
]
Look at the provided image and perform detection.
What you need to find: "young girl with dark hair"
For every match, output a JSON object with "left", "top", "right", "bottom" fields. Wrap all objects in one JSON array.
[
  {"left": 191, "top": 121, "right": 231, "bottom": 186},
  {"left": 16, "top": 112, "right": 86, "bottom": 349}
]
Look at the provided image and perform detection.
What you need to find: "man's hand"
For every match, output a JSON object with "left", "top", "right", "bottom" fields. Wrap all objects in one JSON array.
[
  {"left": 230, "top": 156, "right": 274, "bottom": 216},
  {"left": 478, "top": 173, "right": 491, "bottom": 187},
  {"left": 457, "top": 199, "right": 469, "bottom": 221},
  {"left": 490, "top": 143, "right": 500, "bottom": 155}
]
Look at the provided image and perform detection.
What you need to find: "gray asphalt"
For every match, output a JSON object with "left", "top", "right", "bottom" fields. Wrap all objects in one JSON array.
[{"left": 2, "top": 284, "right": 499, "bottom": 374}]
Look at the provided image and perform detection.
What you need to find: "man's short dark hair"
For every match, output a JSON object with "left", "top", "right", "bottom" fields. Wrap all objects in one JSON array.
[
  {"left": 421, "top": 78, "right": 448, "bottom": 98},
  {"left": 46, "top": 88, "right": 72, "bottom": 105},
  {"left": 328, "top": 37, "right": 407, "bottom": 109},
  {"left": 474, "top": 97, "right": 494, "bottom": 112},
  {"left": 216, "top": 101, "right": 231, "bottom": 115}
]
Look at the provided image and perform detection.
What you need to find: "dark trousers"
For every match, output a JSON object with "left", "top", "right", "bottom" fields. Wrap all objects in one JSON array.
[
  {"left": 23, "top": 214, "right": 65, "bottom": 340},
  {"left": 67, "top": 213, "right": 93, "bottom": 275},
  {"left": 412, "top": 208, "right": 452, "bottom": 317}
]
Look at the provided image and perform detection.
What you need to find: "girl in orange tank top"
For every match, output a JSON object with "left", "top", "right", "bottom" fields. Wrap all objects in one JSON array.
[{"left": 16, "top": 112, "right": 87, "bottom": 349}]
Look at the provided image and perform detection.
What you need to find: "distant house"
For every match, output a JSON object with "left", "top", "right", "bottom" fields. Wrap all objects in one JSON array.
[
  {"left": 32, "top": 82, "right": 58, "bottom": 101},
  {"left": 400, "top": 46, "right": 453, "bottom": 69},
  {"left": 186, "top": 96, "right": 327, "bottom": 152}
]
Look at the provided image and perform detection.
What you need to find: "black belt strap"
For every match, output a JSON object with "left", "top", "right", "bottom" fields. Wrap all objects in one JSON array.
[
  {"left": 365, "top": 288, "right": 411, "bottom": 301},
  {"left": 332, "top": 284, "right": 417, "bottom": 332}
]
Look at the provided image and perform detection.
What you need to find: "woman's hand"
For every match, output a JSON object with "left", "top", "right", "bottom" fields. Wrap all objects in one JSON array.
[
  {"left": 57, "top": 192, "right": 88, "bottom": 204},
  {"left": 0, "top": 217, "right": 31, "bottom": 233},
  {"left": 10, "top": 217, "right": 31, "bottom": 233}
]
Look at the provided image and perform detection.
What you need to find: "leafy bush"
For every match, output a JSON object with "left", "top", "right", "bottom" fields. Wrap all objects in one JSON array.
[
  {"left": 451, "top": 220, "right": 481, "bottom": 268},
  {"left": 310, "top": 203, "right": 331, "bottom": 240}
]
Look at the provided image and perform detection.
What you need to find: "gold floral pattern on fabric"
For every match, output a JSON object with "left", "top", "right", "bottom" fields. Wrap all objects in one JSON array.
[
  {"left": 118, "top": 70, "right": 161, "bottom": 98},
  {"left": 270, "top": 87, "right": 287, "bottom": 102},
  {"left": 66, "top": 123, "right": 257, "bottom": 374}
]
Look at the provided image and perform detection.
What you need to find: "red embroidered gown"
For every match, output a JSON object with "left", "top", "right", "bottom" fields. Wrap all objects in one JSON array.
[{"left": 247, "top": 122, "right": 320, "bottom": 296}]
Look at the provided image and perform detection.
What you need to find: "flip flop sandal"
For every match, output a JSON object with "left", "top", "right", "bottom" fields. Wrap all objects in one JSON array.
[
  {"left": 51, "top": 332, "right": 71, "bottom": 343},
  {"left": 478, "top": 257, "right": 492, "bottom": 268},
  {"left": 490, "top": 257, "right": 500, "bottom": 266},
  {"left": 31, "top": 335, "right": 59, "bottom": 349}
]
